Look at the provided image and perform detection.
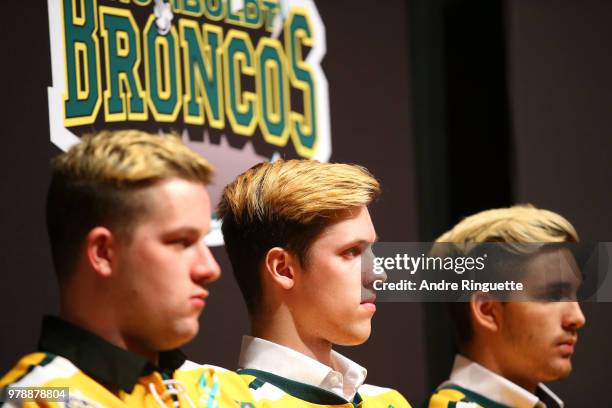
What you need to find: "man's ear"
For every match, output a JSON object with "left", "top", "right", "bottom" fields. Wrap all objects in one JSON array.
[
  {"left": 85, "top": 227, "right": 116, "bottom": 278},
  {"left": 470, "top": 292, "right": 502, "bottom": 333},
  {"left": 263, "top": 247, "right": 296, "bottom": 290}
]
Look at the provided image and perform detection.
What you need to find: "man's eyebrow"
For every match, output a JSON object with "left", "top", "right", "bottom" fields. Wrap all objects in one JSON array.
[
  {"left": 163, "top": 226, "right": 208, "bottom": 236},
  {"left": 339, "top": 235, "right": 379, "bottom": 249},
  {"left": 538, "top": 281, "right": 581, "bottom": 292},
  {"left": 359, "top": 236, "right": 379, "bottom": 246}
]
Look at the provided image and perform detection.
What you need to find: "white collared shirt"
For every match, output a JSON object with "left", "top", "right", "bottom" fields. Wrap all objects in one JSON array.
[
  {"left": 238, "top": 335, "right": 367, "bottom": 401},
  {"left": 439, "top": 355, "right": 563, "bottom": 408}
]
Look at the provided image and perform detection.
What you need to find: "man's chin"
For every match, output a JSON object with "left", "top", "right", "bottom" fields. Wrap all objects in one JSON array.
[
  {"left": 162, "top": 322, "right": 199, "bottom": 349},
  {"left": 543, "top": 360, "right": 573, "bottom": 381},
  {"left": 333, "top": 327, "right": 371, "bottom": 346}
]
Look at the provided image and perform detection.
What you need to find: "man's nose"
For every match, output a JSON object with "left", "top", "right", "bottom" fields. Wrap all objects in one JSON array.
[
  {"left": 563, "top": 301, "right": 586, "bottom": 331},
  {"left": 192, "top": 241, "right": 221, "bottom": 285},
  {"left": 362, "top": 248, "right": 387, "bottom": 286}
]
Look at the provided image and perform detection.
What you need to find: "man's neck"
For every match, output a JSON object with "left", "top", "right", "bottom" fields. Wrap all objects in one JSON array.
[
  {"left": 59, "top": 306, "right": 159, "bottom": 366},
  {"left": 252, "top": 308, "right": 334, "bottom": 368},
  {"left": 463, "top": 347, "right": 538, "bottom": 394}
]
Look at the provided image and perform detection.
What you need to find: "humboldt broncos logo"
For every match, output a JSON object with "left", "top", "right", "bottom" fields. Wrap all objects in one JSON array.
[{"left": 47, "top": 0, "right": 331, "bottom": 246}]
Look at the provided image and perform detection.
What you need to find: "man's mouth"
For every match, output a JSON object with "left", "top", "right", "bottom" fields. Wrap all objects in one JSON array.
[
  {"left": 190, "top": 291, "right": 208, "bottom": 308},
  {"left": 557, "top": 336, "right": 577, "bottom": 355},
  {"left": 360, "top": 296, "right": 377, "bottom": 312}
]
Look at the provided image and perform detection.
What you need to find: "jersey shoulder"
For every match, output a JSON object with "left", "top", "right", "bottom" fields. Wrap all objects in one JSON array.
[
  {"left": 175, "top": 361, "right": 259, "bottom": 406},
  {"left": 358, "top": 383, "right": 412, "bottom": 408},
  {"left": 0, "top": 352, "right": 122, "bottom": 407},
  {"left": 424, "top": 384, "right": 510, "bottom": 408},
  {"left": 0, "top": 352, "right": 79, "bottom": 388}
]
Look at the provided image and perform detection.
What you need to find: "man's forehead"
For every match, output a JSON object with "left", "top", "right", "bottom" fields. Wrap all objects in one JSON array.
[
  {"left": 133, "top": 179, "right": 211, "bottom": 224},
  {"left": 519, "top": 247, "right": 583, "bottom": 291},
  {"left": 525, "top": 248, "right": 581, "bottom": 276}
]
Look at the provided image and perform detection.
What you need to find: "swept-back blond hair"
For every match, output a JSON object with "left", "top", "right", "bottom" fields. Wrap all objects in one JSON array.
[
  {"left": 436, "top": 204, "right": 578, "bottom": 245},
  {"left": 219, "top": 159, "right": 380, "bottom": 313},
  {"left": 52, "top": 129, "right": 213, "bottom": 185},
  {"left": 47, "top": 129, "right": 213, "bottom": 282},
  {"left": 435, "top": 204, "right": 578, "bottom": 349}
]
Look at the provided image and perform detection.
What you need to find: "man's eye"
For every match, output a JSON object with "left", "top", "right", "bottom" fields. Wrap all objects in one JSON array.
[
  {"left": 344, "top": 247, "right": 362, "bottom": 257},
  {"left": 172, "top": 238, "right": 194, "bottom": 248},
  {"left": 541, "top": 290, "right": 577, "bottom": 302}
]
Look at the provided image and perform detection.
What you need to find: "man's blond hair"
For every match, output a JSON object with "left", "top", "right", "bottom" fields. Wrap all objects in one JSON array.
[
  {"left": 219, "top": 159, "right": 380, "bottom": 314},
  {"left": 434, "top": 204, "right": 578, "bottom": 349},
  {"left": 52, "top": 129, "right": 213, "bottom": 185},
  {"left": 47, "top": 129, "right": 213, "bottom": 282},
  {"left": 436, "top": 204, "right": 578, "bottom": 245}
]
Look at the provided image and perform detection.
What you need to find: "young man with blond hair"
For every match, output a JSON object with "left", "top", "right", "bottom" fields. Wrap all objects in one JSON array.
[
  {"left": 219, "top": 159, "right": 411, "bottom": 407},
  {"left": 0, "top": 130, "right": 257, "bottom": 407},
  {"left": 426, "top": 205, "right": 586, "bottom": 408}
]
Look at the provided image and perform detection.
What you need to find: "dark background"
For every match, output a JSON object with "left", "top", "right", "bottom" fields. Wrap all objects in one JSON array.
[{"left": 1, "top": 1, "right": 610, "bottom": 406}]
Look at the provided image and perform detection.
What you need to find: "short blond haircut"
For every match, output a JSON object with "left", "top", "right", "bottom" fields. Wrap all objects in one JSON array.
[
  {"left": 52, "top": 129, "right": 213, "bottom": 185},
  {"left": 219, "top": 159, "right": 380, "bottom": 313},
  {"left": 436, "top": 204, "right": 578, "bottom": 246},
  {"left": 434, "top": 204, "right": 578, "bottom": 349},
  {"left": 47, "top": 130, "right": 213, "bottom": 282}
]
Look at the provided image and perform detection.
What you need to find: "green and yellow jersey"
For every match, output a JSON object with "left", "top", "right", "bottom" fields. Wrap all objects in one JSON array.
[
  {"left": 425, "top": 384, "right": 509, "bottom": 408},
  {"left": 0, "top": 316, "right": 257, "bottom": 407},
  {"left": 423, "top": 356, "right": 564, "bottom": 408},
  {"left": 239, "top": 368, "right": 411, "bottom": 408}
]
